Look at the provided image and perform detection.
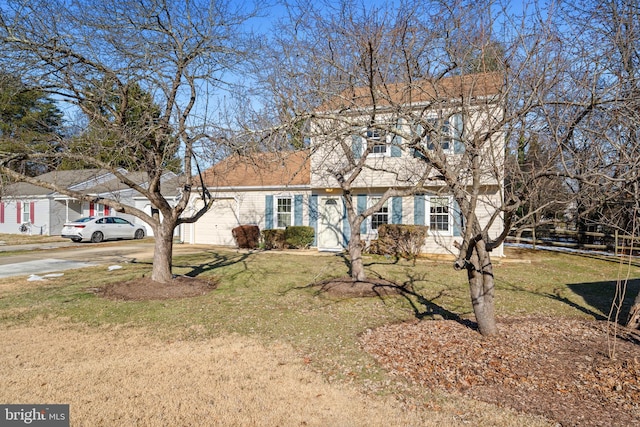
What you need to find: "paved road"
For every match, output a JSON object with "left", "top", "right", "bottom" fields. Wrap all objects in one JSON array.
[{"left": 0, "top": 240, "right": 211, "bottom": 279}]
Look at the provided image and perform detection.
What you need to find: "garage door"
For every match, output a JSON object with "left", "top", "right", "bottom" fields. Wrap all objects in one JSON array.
[{"left": 193, "top": 198, "right": 238, "bottom": 245}]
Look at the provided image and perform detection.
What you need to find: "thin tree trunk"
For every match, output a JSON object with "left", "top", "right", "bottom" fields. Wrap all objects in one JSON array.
[
  {"left": 467, "top": 238, "right": 498, "bottom": 336},
  {"left": 151, "top": 222, "right": 175, "bottom": 283}
]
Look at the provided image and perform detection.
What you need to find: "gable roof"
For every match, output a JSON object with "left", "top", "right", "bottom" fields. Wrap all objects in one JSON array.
[
  {"left": 318, "top": 72, "right": 503, "bottom": 112},
  {"left": 2, "top": 169, "right": 111, "bottom": 197},
  {"left": 2, "top": 169, "right": 183, "bottom": 199},
  {"left": 86, "top": 171, "right": 181, "bottom": 197},
  {"left": 201, "top": 150, "right": 310, "bottom": 188}
]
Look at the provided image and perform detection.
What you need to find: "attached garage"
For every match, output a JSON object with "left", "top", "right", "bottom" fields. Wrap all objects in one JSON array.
[{"left": 192, "top": 198, "right": 239, "bottom": 245}]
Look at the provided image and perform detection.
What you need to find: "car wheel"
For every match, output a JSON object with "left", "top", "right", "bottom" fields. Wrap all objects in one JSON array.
[
  {"left": 71, "top": 238, "right": 82, "bottom": 243},
  {"left": 134, "top": 229, "right": 145, "bottom": 239},
  {"left": 91, "top": 231, "right": 104, "bottom": 243}
]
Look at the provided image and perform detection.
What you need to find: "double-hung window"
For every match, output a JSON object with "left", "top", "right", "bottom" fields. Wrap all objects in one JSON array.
[
  {"left": 429, "top": 197, "right": 450, "bottom": 233},
  {"left": 369, "top": 196, "right": 389, "bottom": 231},
  {"left": 89, "top": 202, "right": 109, "bottom": 217},
  {"left": 425, "top": 118, "right": 453, "bottom": 153},
  {"left": 366, "top": 128, "right": 388, "bottom": 156},
  {"left": 276, "top": 197, "right": 292, "bottom": 228},
  {"left": 22, "top": 202, "right": 31, "bottom": 224},
  {"left": 96, "top": 204, "right": 109, "bottom": 217}
]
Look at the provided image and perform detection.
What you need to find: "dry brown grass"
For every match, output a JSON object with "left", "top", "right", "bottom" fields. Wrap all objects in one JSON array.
[
  {"left": 0, "top": 320, "right": 422, "bottom": 426},
  {"left": 0, "top": 233, "right": 68, "bottom": 245},
  {"left": 0, "top": 320, "right": 553, "bottom": 427}
]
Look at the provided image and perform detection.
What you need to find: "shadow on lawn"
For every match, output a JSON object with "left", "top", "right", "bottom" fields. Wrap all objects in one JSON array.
[
  {"left": 172, "top": 250, "right": 254, "bottom": 278},
  {"left": 320, "top": 266, "right": 478, "bottom": 330},
  {"left": 562, "top": 278, "right": 640, "bottom": 323}
]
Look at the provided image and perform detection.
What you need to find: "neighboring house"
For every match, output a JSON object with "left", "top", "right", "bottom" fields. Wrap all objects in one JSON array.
[
  {"left": 0, "top": 169, "right": 180, "bottom": 236},
  {"left": 183, "top": 73, "right": 505, "bottom": 257}
]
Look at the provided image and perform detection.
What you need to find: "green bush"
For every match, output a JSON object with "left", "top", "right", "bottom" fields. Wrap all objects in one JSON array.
[
  {"left": 285, "top": 226, "right": 315, "bottom": 249},
  {"left": 368, "top": 224, "right": 429, "bottom": 261},
  {"left": 262, "top": 229, "right": 287, "bottom": 250}
]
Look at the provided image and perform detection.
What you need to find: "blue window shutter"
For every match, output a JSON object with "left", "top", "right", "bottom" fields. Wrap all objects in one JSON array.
[
  {"left": 413, "top": 123, "right": 426, "bottom": 159},
  {"left": 391, "top": 118, "right": 402, "bottom": 157},
  {"left": 309, "top": 194, "right": 318, "bottom": 246},
  {"left": 294, "top": 195, "right": 303, "bottom": 226},
  {"left": 357, "top": 194, "right": 367, "bottom": 233},
  {"left": 414, "top": 195, "right": 425, "bottom": 226},
  {"left": 392, "top": 197, "right": 402, "bottom": 224},
  {"left": 412, "top": 147, "right": 427, "bottom": 159},
  {"left": 342, "top": 197, "right": 350, "bottom": 246},
  {"left": 452, "top": 198, "right": 462, "bottom": 236},
  {"left": 453, "top": 113, "right": 465, "bottom": 154},
  {"left": 390, "top": 143, "right": 402, "bottom": 157},
  {"left": 265, "top": 195, "right": 273, "bottom": 229},
  {"left": 352, "top": 135, "right": 363, "bottom": 159}
]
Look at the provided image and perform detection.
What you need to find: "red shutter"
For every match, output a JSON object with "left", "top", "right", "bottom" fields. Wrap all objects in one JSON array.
[
  {"left": 0, "top": 202, "right": 4, "bottom": 224},
  {"left": 17, "top": 202, "right": 21, "bottom": 223},
  {"left": 104, "top": 205, "right": 110, "bottom": 216},
  {"left": 89, "top": 202, "right": 95, "bottom": 216},
  {"left": 30, "top": 202, "right": 35, "bottom": 223}
]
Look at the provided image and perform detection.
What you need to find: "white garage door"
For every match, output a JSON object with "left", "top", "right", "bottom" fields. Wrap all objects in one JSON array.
[{"left": 193, "top": 198, "right": 238, "bottom": 245}]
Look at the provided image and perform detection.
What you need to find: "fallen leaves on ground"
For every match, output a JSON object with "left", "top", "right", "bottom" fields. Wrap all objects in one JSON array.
[{"left": 360, "top": 317, "right": 640, "bottom": 427}]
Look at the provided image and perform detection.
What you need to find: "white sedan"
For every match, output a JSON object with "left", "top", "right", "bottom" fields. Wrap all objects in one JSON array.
[{"left": 61, "top": 216, "right": 146, "bottom": 243}]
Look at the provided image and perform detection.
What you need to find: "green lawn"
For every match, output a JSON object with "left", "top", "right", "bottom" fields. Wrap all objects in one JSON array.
[{"left": 1, "top": 246, "right": 638, "bottom": 387}]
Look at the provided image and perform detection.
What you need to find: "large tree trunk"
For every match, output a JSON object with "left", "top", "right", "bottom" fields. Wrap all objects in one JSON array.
[
  {"left": 150, "top": 221, "right": 175, "bottom": 283},
  {"left": 627, "top": 291, "right": 640, "bottom": 330},
  {"left": 349, "top": 231, "right": 367, "bottom": 281},
  {"left": 467, "top": 238, "right": 498, "bottom": 336}
]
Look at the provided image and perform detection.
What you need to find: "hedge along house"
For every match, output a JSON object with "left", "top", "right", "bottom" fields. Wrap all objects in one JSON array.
[{"left": 0, "top": 168, "right": 180, "bottom": 237}]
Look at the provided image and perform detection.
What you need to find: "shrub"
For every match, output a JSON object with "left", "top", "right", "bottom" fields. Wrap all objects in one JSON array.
[
  {"left": 262, "top": 229, "right": 286, "bottom": 250},
  {"left": 232, "top": 224, "right": 260, "bottom": 249},
  {"left": 285, "top": 226, "right": 315, "bottom": 249},
  {"left": 368, "top": 224, "right": 429, "bottom": 261}
]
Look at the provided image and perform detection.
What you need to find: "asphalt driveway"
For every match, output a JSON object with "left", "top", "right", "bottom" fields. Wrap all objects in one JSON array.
[{"left": 0, "top": 240, "right": 212, "bottom": 279}]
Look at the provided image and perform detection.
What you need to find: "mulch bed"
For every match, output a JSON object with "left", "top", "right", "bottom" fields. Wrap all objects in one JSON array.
[
  {"left": 96, "top": 276, "right": 218, "bottom": 301},
  {"left": 360, "top": 317, "right": 640, "bottom": 427}
]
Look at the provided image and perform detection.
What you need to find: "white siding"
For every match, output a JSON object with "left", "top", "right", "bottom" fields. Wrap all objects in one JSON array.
[
  {"left": 182, "top": 189, "right": 311, "bottom": 246},
  {"left": 0, "top": 199, "right": 52, "bottom": 236}
]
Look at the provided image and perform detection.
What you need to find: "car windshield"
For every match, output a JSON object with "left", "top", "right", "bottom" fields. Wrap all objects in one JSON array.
[{"left": 74, "top": 217, "right": 95, "bottom": 223}]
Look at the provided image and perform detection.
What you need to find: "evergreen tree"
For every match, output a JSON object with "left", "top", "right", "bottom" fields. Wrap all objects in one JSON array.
[{"left": 0, "top": 73, "right": 63, "bottom": 176}]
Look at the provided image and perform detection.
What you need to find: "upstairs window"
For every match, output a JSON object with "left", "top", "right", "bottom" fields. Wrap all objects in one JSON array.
[
  {"left": 366, "top": 128, "right": 388, "bottom": 155},
  {"left": 426, "top": 118, "right": 453, "bottom": 152},
  {"left": 412, "top": 113, "right": 464, "bottom": 158}
]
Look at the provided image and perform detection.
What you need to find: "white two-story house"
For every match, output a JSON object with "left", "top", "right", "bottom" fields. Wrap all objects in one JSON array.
[{"left": 183, "top": 72, "right": 505, "bottom": 256}]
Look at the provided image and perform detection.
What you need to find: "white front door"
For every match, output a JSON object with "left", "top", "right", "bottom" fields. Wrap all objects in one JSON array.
[{"left": 318, "top": 197, "right": 342, "bottom": 251}]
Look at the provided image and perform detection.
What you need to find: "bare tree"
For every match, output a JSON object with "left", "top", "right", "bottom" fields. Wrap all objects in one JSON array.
[
  {"left": 0, "top": 0, "right": 257, "bottom": 283},
  {"left": 551, "top": 0, "right": 640, "bottom": 329},
  {"left": 251, "top": 0, "right": 583, "bottom": 335},
  {"left": 250, "top": 0, "right": 640, "bottom": 335}
]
